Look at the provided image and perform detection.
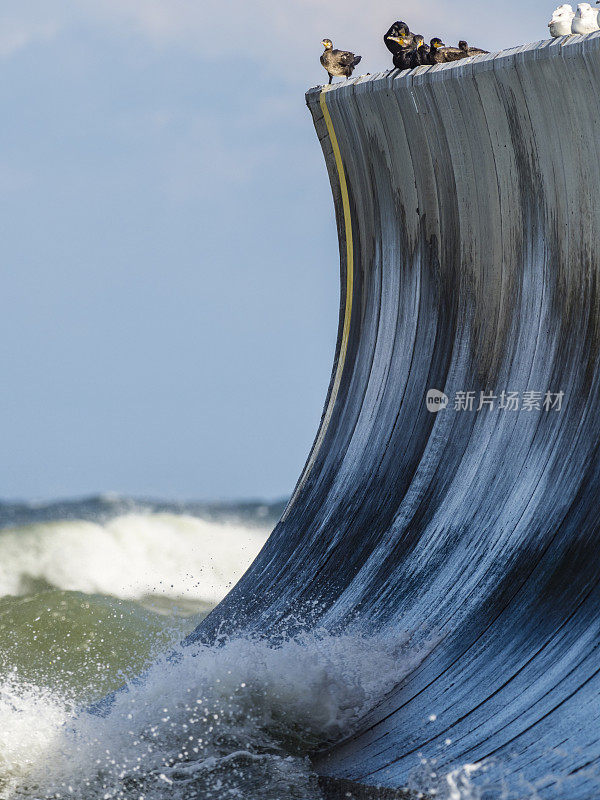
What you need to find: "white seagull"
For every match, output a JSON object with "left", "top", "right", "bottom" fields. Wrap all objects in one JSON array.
[
  {"left": 548, "top": 4, "right": 575, "bottom": 36},
  {"left": 571, "top": 2, "right": 600, "bottom": 33}
]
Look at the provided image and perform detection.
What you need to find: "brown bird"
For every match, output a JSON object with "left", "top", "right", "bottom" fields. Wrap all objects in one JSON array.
[
  {"left": 409, "top": 35, "right": 429, "bottom": 69},
  {"left": 458, "top": 40, "right": 489, "bottom": 57},
  {"left": 320, "top": 39, "right": 362, "bottom": 84},
  {"left": 429, "top": 37, "right": 488, "bottom": 64}
]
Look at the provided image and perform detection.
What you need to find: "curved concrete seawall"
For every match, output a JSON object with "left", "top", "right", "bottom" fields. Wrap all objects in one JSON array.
[{"left": 189, "top": 35, "right": 600, "bottom": 798}]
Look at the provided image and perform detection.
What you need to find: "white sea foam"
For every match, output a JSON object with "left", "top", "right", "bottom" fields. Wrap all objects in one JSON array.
[
  {"left": 1, "top": 629, "right": 433, "bottom": 800},
  {"left": 0, "top": 513, "right": 269, "bottom": 605},
  {"left": 445, "top": 762, "right": 484, "bottom": 800},
  {"left": 0, "top": 673, "right": 71, "bottom": 799}
]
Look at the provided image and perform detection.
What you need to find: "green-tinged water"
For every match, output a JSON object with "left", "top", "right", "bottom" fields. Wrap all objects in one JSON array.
[
  {"left": 0, "top": 498, "right": 429, "bottom": 800},
  {"left": 0, "top": 589, "right": 209, "bottom": 703},
  {"left": 0, "top": 497, "right": 275, "bottom": 706}
]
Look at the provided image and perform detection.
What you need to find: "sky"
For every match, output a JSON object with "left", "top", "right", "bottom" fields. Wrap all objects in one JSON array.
[{"left": 1, "top": 0, "right": 549, "bottom": 503}]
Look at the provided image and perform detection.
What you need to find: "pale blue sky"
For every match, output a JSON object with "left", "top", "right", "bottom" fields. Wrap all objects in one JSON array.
[{"left": 1, "top": 1, "right": 549, "bottom": 502}]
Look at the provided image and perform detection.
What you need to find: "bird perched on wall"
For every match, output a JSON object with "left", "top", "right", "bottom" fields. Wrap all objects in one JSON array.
[
  {"left": 428, "top": 38, "right": 468, "bottom": 63},
  {"left": 571, "top": 2, "right": 599, "bottom": 32},
  {"left": 548, "top": 4, "right": 576, "bottom": 36},
  {"left": 428, "top": 38, "right": 489, "bottom": 63},
  {"left": 320, "top": 39, "right": 362, "bottom": 84},
  {"left": 428, "top": 38, "right": 449, "bottom": 63},
  {"left": 387, "top": 34, "right": 423, "bottom": 69},
  {"left": 409, "top": 35, "right": 429, "bottom": 68},
  {"left": 383, "top": 21, "right": 414, "bottom": 55},
  {"left": 386, "top": 34, "right": 411, "bottom": 69},
  {"left": 458, "top": 40, "right": 490, "bottom": 56}
]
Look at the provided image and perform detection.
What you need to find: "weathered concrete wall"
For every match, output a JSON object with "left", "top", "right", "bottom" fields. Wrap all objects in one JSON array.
[{"left": 190, "top": 34, "right": 600, "bottom": 798}]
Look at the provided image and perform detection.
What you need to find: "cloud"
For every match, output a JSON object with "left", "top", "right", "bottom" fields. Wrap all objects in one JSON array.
[{"left": 0, "top": 13, "right": 58, "bottom": 58}]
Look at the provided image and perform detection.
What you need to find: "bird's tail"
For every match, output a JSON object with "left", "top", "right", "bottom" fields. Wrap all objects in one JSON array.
[{"left": 353, "top": 55, "right": 362, "bottom": 66}]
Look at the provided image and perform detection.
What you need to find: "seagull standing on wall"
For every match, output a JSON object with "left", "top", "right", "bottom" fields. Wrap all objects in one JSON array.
[
  {"left": 548, "top": 4, "right": 576, "bottom": 36},
  {"left": 571, "top": 2, "right": 599, "bottom": 32},
  {"left": 320, "top": 39, "right": 362, "bottom": 84}
]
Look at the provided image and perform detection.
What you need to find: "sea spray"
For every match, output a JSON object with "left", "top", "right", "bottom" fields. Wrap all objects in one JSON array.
[
  {"left": 0, "top": 673, "right": 72, "bottom": 799},
  {"left": 4, "top": 629, "right": 432, "bottom": 800}
]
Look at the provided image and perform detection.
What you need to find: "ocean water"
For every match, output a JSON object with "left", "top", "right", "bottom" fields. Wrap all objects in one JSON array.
[
  {"left": 0, "top": 497, "right": 279, "bottom": 702},
  {"left": 0, "top": 497, "right": 441, "bottom": 800}
]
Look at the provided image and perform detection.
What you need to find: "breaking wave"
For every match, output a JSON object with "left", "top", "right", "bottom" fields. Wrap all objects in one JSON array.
[
  {"left": 0, "top": 513, "right": 268, "bottom": 607},
  {"left": 0, "top": 629, "right": 430, "bottom": 800}
]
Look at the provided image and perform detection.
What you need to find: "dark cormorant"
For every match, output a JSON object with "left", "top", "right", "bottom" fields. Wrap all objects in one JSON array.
[
  {"left": 428, "top": 38, "right": 444, "bottom": 64},
  {"left": 409, "top": 35, "right": 429, "bottom": 69},
  {"left": 428, "top": 38, "right": 450, "bottom": 64},
  {"left": 429, "top": 38, "right": 489, "bottom": 64},
  {"left": 458, "top": 40, "right": 489, "bottom": 56},
  {"left": 392, "top": 48, "right": 410, "bottom": 71},
  {"left": 320, "top": 39, "right": 362, "bottom": 84},
  {"left": 383, "top": 21, "right": 413, "bottom": 55},
  {"left": 387, "top": 34, "right": 416, "bottom": 70}
]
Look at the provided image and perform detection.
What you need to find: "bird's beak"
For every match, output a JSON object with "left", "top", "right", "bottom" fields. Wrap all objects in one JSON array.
[{"left": 387, "top": 36, "right": 405, "bottom": 45}]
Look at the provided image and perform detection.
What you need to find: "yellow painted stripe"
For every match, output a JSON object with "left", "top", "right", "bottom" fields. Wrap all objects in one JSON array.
[{"left": 282, "top": 87, "right": 354, "bottom": 520}]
